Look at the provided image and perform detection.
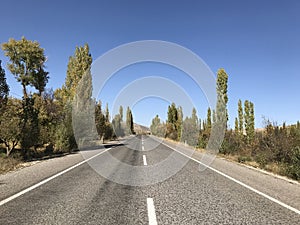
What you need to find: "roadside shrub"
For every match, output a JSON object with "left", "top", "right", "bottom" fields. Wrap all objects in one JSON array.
[
  {"left": 0, "top": 152, "right": 6, "bottom": 158},
  {"left": 55, "top": 122, "right": 77, "bottom": 153},
  {"left": 220, "top": 130, "right": 241, "bottom": 155},
  {"left": 284, "top": 146, "right": 300, "bottom": 180},
  {"left": 255, "top": 152, "right": 272, "bottom": 168}
]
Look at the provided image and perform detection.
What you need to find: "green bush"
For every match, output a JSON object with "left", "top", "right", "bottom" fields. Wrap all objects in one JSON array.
[
  {"left": 0, "top": 152, "right": 6, "bottom": 158},
  {"left": 220, "top": 130, "right": 241, "bottom": 155},
  {"left": 284, "top": 146, "right": 300, "bottom": 180},
  {"left": 55, "top": 122, "right": 77, "bottom": 153},
  {"left": 255, "top": 152, "right": 270, "bottom": 168}
]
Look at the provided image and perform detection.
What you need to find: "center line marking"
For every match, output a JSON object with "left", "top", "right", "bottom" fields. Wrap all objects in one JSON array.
[
  {"left": 142, "top": 145, "right": 145, "bottom": 151},
  {"left": 147, "top": 198, "right": 158, "bottom": 225},
  {"left": 143, "top": 155, "right": 147, "bottom": 166}
]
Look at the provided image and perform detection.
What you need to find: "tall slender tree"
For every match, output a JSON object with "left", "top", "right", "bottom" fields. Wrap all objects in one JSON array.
[
  {"left": 95, "top": 101, "right": 105, "bottom": 139},
  {"left": 238, "top": 99, "right": 243, "bottom": 135},
  {"left": 244, "top": 100, "right": 250, "bottom": 138},
  {"left": 234, "top": 117, "right": 239, "bottom": 134},
  {"left": 177, "top": 106, "right": 183, "bottom": 141},
  {"left": 105, "top": 103, "right": 110, "bottom": 122},
  {"left": 112, "top": 114, "right": 123, "bottom": 137},
  {"left": 166, "top": 103, "right": 179, "bottom": 140},
  {"left": 191, "top": 108, "right": 198, "bottom": 126},
  {"left": 167, "top": 103, "right": 178, "bottom": 125},
  {"left": 54, "top": 44, "right": 92, "bottom": 151},
  {"left": 244, "top": 100, "right": 255, "bottom": 144},
  {"left": 55, "top": 44, "right": 92, "bottom": 104},
  {"left": 249, "top": 101, "right": 255, "bottom": 141},
  {"left": 0, "top": 60, "right": 9, "bottom": 111},
  {"left": 212, "top": 109, "right": 216, "bottom": 124},
  {"left": 216, "top": 68, "right": 228, "bottom": 125},
  {"left": 72, "top": 69, "right": 95, "bottom": 144},
  {"left": 182, "top": 115, "right": 198, "bottom": 146},
  {"left": 126, "top": 106, "right": 134, "bottom": 135},
  {"left": 119, "top": 105, "right": 123, "bottom": 121},
  {"left": 209, "top": 68, "right": 229, "bottom": 152},
  {"left": 207, "top": 107, "right": 212, "bottom": 130}
]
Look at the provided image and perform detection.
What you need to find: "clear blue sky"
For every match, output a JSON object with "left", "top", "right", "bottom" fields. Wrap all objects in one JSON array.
[{"left": 0, "top": 0, "right": 299, "bottom": 128}]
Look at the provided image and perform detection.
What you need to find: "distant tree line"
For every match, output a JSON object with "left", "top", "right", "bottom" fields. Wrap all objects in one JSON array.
[{"left": 0, "top": 37, "right": 134, "bottom": 160}]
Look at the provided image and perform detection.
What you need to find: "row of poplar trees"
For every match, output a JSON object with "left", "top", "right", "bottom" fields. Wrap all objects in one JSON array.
[
  {"left": 0, "top": 37, "right": 134, "bottom": 158},
  {"left": 150, "top": 68, "right": 255, "bottom": 151}
]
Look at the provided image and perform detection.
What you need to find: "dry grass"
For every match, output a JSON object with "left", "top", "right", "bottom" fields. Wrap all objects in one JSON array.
[
  {"left": 218, "top": 154, "right": 239, "bottom": 162},
  {"left": 244, "top": 160, "right": 260, "bottom": 168},
  {"left": 264, "top": 162, "right": 285, "bottom": 176},
  {"left": 0, "top": 156, "right": 23, "bottom": 174}
]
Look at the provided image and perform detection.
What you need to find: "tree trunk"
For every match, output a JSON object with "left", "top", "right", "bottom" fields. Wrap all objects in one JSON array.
[
  {"left": 6, "top": 144, "right": 11, "bottom": 157},
  {"left": 22, "top": 83, "right": 28, "bottom": 98}
]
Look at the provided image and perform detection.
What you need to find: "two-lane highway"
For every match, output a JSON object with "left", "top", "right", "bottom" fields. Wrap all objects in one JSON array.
[{"left": 0, "top": 135, "right": 299, "bottom": 224}]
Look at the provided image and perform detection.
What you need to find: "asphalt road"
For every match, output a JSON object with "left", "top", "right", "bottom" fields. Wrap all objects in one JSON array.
[{"left": 0, "top": 135, "right": 299, "bottom": 224}]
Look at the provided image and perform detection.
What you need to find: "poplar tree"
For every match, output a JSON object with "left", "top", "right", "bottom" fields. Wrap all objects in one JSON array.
[
  {"left": 167, "top": 103, "right": 178, "bottom": 125},
  {"left": 56, "top": 44, "right": 92, "bottom": 105},
  {"left": 199, "top": 108, "right": 212, "bottom": 148},
  {"left": 0, "top": 60, "right": 9, "bottom": 111},
  {"left": 129, "top": 109, "right": 134, "bottom": 134},
  {"left": 244, "top": 100, "right": 255, "bottom": 144},
  {"left": 177, "top": 106, "right": 183, "bottom": 141},
  {"left": 105, "top": 103, "right": 110, "bottom": 122},
  {"left": 244, "top": 100, "right": 250, "bottom": 139},
  {"left": 184, "top": 107, "right": 199, "bottom": 146},
  {"left": 212, "top": 109, "right": 216, "bottom": 124},
  {"left": 119, "top": 105, "right": 123, "bottom": 121},
  {"left": 216, "top": 68, "right": 228, "bottom": 125},
  {"left": 55, "top": 44, "right": 92, "bottom": 151},
  {"left": 191, "top": 107, "right": 198, "bottom": 126},
  {"left": 210, "top": 68, "right": 228, "bottom": 153},
  {"left": 95, "top": 101, "right": 106, "bottom": 139},
  {"left": 167, "top": 103, "right": 178, "bottom": 140},
  {"left": 234, "top": 117, "right": 239, "bottom": 134},
  {"left": 238, "top": 99, "right": 243, "bottom": 135},
  {"left": 150, "top": 115, "right": 161, "bottom": 136},
  {"left": 112, "top": 114, "right": 123, "bottom": 137},
  {"left": 72, "top": 69, "right": 95, "bottom": 144},
  {"left": 249, "top": 101, "right": 255, "bottom": 141},
  {"left": 207, "top": 107, "right": 212, "bottom": 130},
  {"left": 126, "top": 106, "right": 134, "bottom": 135},
  {"left": 150, "top": 115, "right": 166, "bottom": 137},
  {"left": 202, "top": 120, "right": 207, "bottom": 132}
]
